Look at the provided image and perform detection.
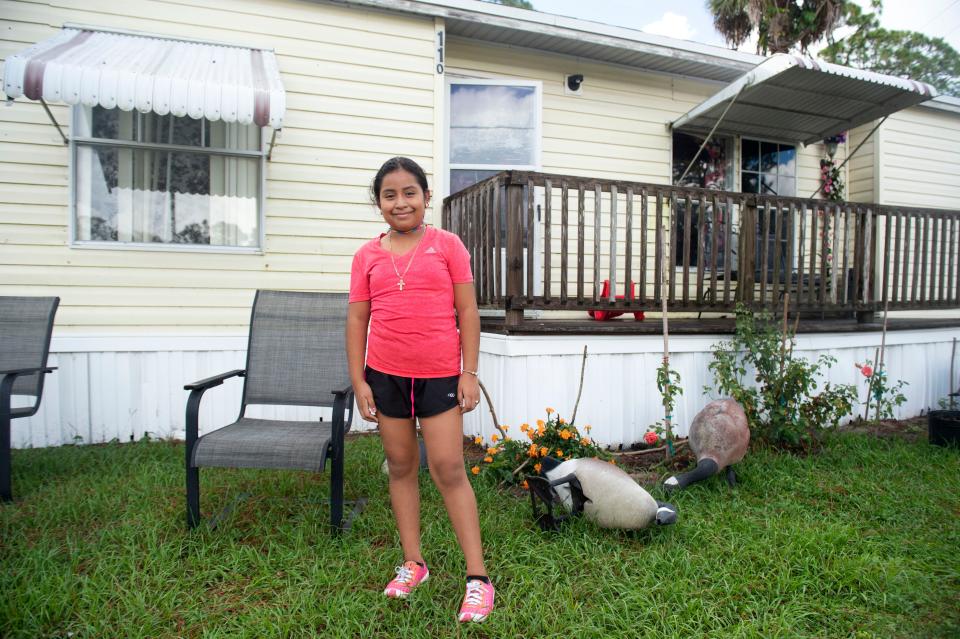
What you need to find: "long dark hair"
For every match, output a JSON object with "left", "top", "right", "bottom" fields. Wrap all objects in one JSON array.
[{"left": 371, "top": 156, "right": 430, "bottom": 206}]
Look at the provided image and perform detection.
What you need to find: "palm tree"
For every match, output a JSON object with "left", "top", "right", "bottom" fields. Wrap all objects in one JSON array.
[{"left": 708, "top": 0, "right": 846, "bottom": 54}]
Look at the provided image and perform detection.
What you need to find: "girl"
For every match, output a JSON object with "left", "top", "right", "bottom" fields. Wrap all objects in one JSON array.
[{"left": 346, "top": 157, "right": 494, "bottom": 623}]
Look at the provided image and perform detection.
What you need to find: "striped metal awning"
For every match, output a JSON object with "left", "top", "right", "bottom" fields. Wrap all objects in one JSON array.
[
  {"left": 3, "top": 26, "right": 286, "bottom": 129},
  {"left": 671, "top": 54, "right": 937, "bottom": 145}
]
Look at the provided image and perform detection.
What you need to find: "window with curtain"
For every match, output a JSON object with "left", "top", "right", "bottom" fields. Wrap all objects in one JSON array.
[
  {"left": 73, "top": 106, "right": 262, "bottom": 249},
  {"left": 671, "top": 132, "right": 734, "bottom": 269}
]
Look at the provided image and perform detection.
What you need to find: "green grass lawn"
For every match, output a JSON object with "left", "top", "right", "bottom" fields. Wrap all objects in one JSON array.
[{"left": 2, "top": 431, "right": 958, "bottom": 638}]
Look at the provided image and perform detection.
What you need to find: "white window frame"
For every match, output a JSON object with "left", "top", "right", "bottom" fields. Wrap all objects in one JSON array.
[
  {"left": 445, "top": 76, "right": 544, "bottom": 301},
  {"left": 739, "top": 136, "right": 798, "bottom": 198},
  {"left": 69, "top": 106, "right": 266, "bottom": 254},
  {"left": 740, "top": 136, "right": 801, "bottom": 274},
  {"left": 443, "top": 76, "right": 542, "bottom": 201}
]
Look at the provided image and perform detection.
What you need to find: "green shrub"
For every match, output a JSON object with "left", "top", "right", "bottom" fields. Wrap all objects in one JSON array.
[{"left": 707, "top": 304, "right": 856, "bottom": 452}]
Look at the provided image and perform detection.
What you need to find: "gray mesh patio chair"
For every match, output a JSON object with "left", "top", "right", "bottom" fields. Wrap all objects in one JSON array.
[
  {"left": 184, "top": 290, "right": 360, "bottom": 534},
  {"left": 1, "top": 296, "right": 59, "bottom": 502}
]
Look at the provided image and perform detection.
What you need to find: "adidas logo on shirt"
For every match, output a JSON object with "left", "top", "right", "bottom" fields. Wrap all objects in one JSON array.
[{"left": 425, "top": 247, "right": 437, "bottom": 254}]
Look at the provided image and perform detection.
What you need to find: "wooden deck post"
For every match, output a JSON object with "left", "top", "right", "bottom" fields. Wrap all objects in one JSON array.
[
  {"left": 737, "top": 202, "right": 756, "bottom": 306},
  {"left": 505, "top": 173, "right": 525, "bottom": 329},
  {"left": 856, "top": 207, "right": 876, "bottom": 323}
]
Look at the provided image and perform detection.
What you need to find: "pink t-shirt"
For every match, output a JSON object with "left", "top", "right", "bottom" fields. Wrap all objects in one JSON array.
[{"left": 349, "top": 226, "right": 473, "bottom": 378}]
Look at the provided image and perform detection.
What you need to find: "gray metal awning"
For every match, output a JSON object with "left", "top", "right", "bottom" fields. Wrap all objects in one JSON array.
[{"left": 671, "top": 54, "right": 938, "bottom": 145}]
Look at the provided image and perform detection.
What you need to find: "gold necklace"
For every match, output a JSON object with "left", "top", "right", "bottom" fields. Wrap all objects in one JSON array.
[{"left": 387, "top": 227, "right": 425, "bottom": 291}]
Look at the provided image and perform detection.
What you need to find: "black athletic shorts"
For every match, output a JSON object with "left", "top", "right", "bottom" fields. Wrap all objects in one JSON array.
[{"left": 365, "top": 366, "right": 461, "bottom": 419}]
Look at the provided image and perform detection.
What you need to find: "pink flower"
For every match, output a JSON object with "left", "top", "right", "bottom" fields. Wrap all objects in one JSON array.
[
  {"left": 643, "top": 431, "right": 659, "bottom": 445},
  {"left": 856, "top": 363, "right": 873, "bottom": 377}
]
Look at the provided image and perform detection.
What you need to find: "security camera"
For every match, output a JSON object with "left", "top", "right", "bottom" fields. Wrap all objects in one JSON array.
[{"left": 565, "top": 74, "right": 584, "bottom": 94}]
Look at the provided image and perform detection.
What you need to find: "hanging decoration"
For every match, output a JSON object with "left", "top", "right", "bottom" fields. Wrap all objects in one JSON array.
[{"left": 819, "top": 132, "right": 847, "bottom": 202}]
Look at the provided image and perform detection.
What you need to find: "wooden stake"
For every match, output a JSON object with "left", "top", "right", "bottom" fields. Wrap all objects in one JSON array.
[
  {"left": 660, "top": 218, "right": 673, "bottom": 458},
  {"left": 864, "top": 345, "right": 881, "bottom": 422},
  {"left": 780, "top": 292, "right": 790, "bottom": 378},
  {"left": 876, "top": 299, "right": 890, "bottom": 416},
  {"left": 570, "top": 345, "right": 588, "bottom": 425},
  {"left": 951, "top": 337, "right": 957, "bottom": 410}
]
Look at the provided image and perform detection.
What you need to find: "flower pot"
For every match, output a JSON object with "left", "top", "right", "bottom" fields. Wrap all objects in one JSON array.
[{"left": 927, "top": 410, "right": 960, "bottom": 447}]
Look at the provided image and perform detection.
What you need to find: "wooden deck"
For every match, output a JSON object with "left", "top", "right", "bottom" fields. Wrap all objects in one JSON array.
[
  {"left": 480, "top": 315, "right": 960, "bottom": 335},
  {"left": 444, "top": 171, "right": 960, "bottom": 332}
]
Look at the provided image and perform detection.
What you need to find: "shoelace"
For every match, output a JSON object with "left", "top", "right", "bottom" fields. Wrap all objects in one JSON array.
[
  {"left": 464, "top": 581, "right": 486, "bottom": 606},
  {"left": 394, "top": 565, "right": 414, "bottom": 585}
]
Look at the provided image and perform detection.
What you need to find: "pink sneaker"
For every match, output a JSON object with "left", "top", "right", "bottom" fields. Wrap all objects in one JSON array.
[
  {"left": 458, "top": 579, "right": 495, "bottom": 623},
  {"left": 383, "top": 560, "right": 429, "bottom": 599}
]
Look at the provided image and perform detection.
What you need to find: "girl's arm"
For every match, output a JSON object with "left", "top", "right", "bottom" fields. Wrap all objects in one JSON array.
[
  {"left": 346, "top": 300, "right": 378, "bottom": 422},
  {"left": 453, "top": 282, "right": 481, "bottom": 413}
]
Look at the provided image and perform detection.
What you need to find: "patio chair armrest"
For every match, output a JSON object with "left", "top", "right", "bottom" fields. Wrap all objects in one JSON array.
[
  {"left": 1, "top": 367, "right": 57, "bottom": 403},
  {"left": 331, "top": 382, "right": 354, "bottom": 434},
  {"left": 184, "top": 369, "right": 245, "bottom": 391},
  {"left": 0, "top": 366, "right": 56, "bottom": 377},
  {"left": 184, "top": 370, "right": 245, "bottom": 445},
  {"left": 331, "top": 382, "right": 353, "bottom": 398}
]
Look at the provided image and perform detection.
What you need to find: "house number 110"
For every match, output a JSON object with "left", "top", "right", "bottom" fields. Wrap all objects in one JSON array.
[{"left": 436, "top": 30, "right": 445, "bottom": 74}]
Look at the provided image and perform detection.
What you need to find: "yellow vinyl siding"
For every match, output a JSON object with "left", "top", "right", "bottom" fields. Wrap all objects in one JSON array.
[
  {"left": 847, "top": 121, "right": 877, "bottom": 204},
  {"left": 878, "top": 106, "right": 960, "bottom": 210},
  {"left": 447, "top": 37, "right": 694, "bottom": 184},
  {"left": 0, "top": 0, "right": 437, "bottom": 332}
]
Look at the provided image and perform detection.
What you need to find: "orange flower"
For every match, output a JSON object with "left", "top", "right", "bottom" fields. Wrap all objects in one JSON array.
[
  {"left": 487, "top": 447, "right": 497, "bottom": 455},
  {"left": 484, "top": 456, "right": 493, "bottom": 463},
  {"left": 491, "top": 434, "right": 500, "bottom": 442},
  {"left": 528, "top": 444, "right": 539, "bottom": 457},
  {"left": 474, "top": 436, "right": 483, "bottom": 445},
  {"left": 502, "top": 425, "right": 509, "bottom": 431},
  {"left": 536, "top": 419, "right": 545, "bottom": 428},
  {"left": 556, "top": 449, "right": 564, "bottom": 458},
  {"left": 471, "top": 466, "right": 480, "bottom": 475},
  {"left": 608, "top": 459, "right": 616, "bottom": 465},
  {"left": 504, "top": 436, "right": 512, "bottom": 441},
  {"left": 534, "top": 462, "right": 542, "bottom": 473},
  {"left": 540, "top": 446, "right": 548, "bottom": 457},
  {"left": 584, "top": 425, "right": 592, "bottom": 433},
  {"left": 520, "top": 423, "right": 529, "bottom": 433},
  {"left": 560, "top": 428, "right": 571, "bottom": 440},
  {"left": 559, "top": 418, "right": 566, "bottom": 425},
  {"left": 546, "top": 407, "right": 555, "bottom": 415},
  {"left": 521, "top": 480, "right": 529, "bottom": 490},
  {"left": 581, "top": 437, "right": 591, "bottom": 445}
]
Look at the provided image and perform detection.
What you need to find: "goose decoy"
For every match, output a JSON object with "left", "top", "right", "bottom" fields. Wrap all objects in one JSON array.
[
  {"left": 530, "top": 457, "right": 677, "bottom": 531},
  {"left": 664, "top": 398, "right": 749, "bottom": 492}
]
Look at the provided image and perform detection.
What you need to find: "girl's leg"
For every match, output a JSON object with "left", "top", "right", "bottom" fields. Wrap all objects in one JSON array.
[
  {"left": 419, "top": 407, "right": 486, "bottom": 576},
  {"left": 378, "top": 415, "right": 424, "bottom": 564}
]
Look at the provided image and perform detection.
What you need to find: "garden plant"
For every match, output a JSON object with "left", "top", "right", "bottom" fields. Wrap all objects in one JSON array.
[
  {"left": 855, "top": 359, "right": 908, "bottom": 422},
  {"left": 707, "top": 304, "right": 857, "bottom": 452},
  {"left": 471, "top": 408, "right": 609, "bottom": 488}
]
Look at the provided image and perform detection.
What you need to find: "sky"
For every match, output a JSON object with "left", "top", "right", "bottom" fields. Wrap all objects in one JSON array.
[{"left": 525, "top": 0, "right": 960, "bottom": 53}]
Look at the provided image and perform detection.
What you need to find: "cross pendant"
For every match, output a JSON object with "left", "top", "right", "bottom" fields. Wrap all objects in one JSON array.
[{"left": 398, "top": 278, "right": 405, "bottom": 291}]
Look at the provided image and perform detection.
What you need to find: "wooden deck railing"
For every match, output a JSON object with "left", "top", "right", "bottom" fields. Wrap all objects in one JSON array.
[{"left": 442, "top": 171, "right": 960, "bottom": 327}]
